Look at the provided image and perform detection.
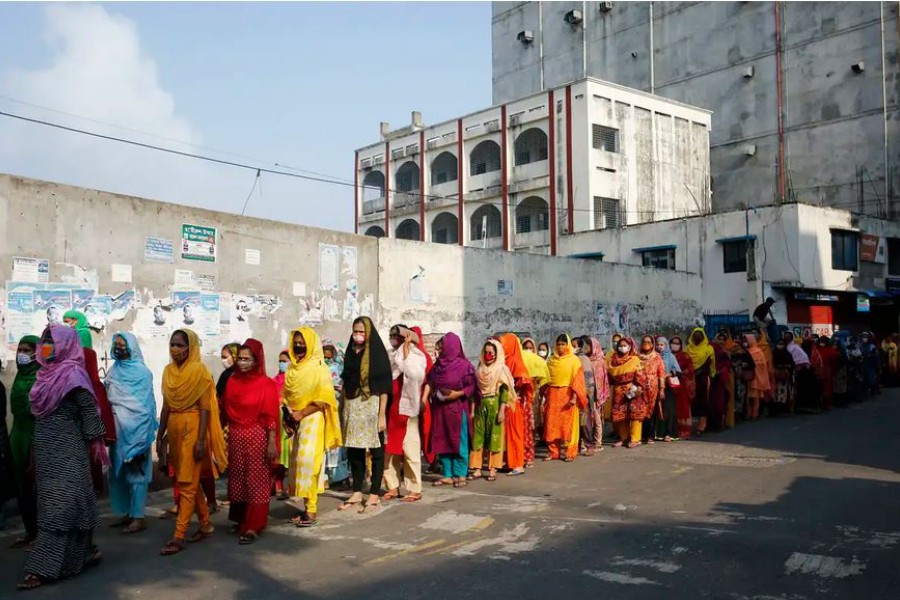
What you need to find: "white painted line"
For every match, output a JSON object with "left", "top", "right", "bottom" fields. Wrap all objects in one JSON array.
[
  {"left": 583, "top": 570, "right": 660, "bottom": 586},
  {"left": 611, "top": 557, "right": 681, "bottom": 573},
  {"left": 419, "top": 510, "right": 491, "bottom": 534},
  {"left": 783, "top": 552, "right": 865, "bottom": 578}
]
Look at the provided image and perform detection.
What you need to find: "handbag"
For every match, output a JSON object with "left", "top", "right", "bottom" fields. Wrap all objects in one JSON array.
[
  {"left": 668, "top": 375, "right": 681, "bottom": 389},
  {"left": 281, "top": 404, "right": 299, "bottom": 434}
]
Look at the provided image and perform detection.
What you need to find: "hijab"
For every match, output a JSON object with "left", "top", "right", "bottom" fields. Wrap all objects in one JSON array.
[
  {"left": 588, "top": 336, "right": 610, "bottom": 403},
  {"left": 105, "top": 332, "right": 158, "bottom": 475},
  {"left": 342, "top": 316, "right": 392, "bottom": 398},
  {"left": 284, "top": 327, "right": 342, "bottom": 450},
  {"left": 10, "top": 335, "right": 40, "bottom": 420},
  {"left": 608, "top": 335, "right": 641, "bottom": 370},
  {"left": 686, "top": 327, "right": 716, "bottom": 371},
  {"left": 638, "top": 335, "right": 660, "bottom": 362},
  {"left": 216, "top": 342, "right": 241, "bottom": 400},
  {"left": 411, "top": 326, "right": 434, "bottom": 374},
  {"left": 63, "top": 310, "right": 93, "bottom": 349},
  {"left": 427, "top": 332, "right": 476, "bottom": 397},
  {"left": 30, "top": 325, "right": 96, "bottom": 418},
  {"left": 547, "top": 334, "right": 583, "bottom": 387},
  {"left": 224, "top": 338, "right": 280, "bottom": 429},
  {"left": 477, "top": 339, "right": 516, "bottom": 399},
  {"left": 273, "top": 349, "right": 289, "bottom": 391},
  {"left": 655, "top": 336, "right": 682, "bottom": 374},
  {"left": 498, "top": 333, "right": 532, "bottom": 393}
]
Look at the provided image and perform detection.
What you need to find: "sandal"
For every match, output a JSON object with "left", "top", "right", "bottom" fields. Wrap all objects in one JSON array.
[
  {"left": 402, "top": 493, "right": 423, "bottom": 503},
  {"left": 86, "top": 548, "right": 103, "bottom": 568},
  {"left": 506, "top": 469, "right": 525, "bottom": 476},
  {"left": 626, "top": 441, "right": 641, "bottom": 449},
  {"left": 562, "top": 456, "right": 575, "bottom": 463},
  {"left": 295, "top": 513, "right": 317, "bottom": 527},
  {"left": 238, "top": 531, "right": 259, "bottom": 545},
  {"left": 159, "top": 506, "right": 178, "bottom": 520},
  {"left": 16, "top": 574, "right": 43, "bottom": 591},
  {"left": 160, "top": 539, "right": 185, "bottom": 556},
  {"left": 432, "top": 478, "right": 454, "bottom": 487},
  {"left": 338, "top": 494, "right": 364, "bottom": 510},
  {"left": 187, "top": 525, "right": 214, "bottom": 543},
  {"left": 542, "top": 456, "right": 556, "bottom": 462},
  {"left": 382, "top": 489, "right": 401, "bottom": 501},
  {"left": 453, "top": 479, "right": 468, "bottom": 488},
  {"left": 109, "top": 516, "right": 132, "bottom": 528},
  {"left": 613, "top": 441, "right": 624, "bottom": 448},
  {"left": 582, "top": 449, "right": 595, "bottom": 457},
  {"left": 122, "top": 520, "right": 147, "bottom": 534},
  {"left": 485, "top": 470, "right": 497, "bottom": 482},
  {"left": 359, "top": 500, "right": 381, "bottom": 514}
]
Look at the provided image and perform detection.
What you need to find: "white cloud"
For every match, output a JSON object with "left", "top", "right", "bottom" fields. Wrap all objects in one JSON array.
[{"left": 0, "top": 4, "right": 262, "bottom": 217}]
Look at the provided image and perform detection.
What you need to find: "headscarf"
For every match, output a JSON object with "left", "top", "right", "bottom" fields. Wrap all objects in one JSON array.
[
  {"left": 272, "top": 349, "right": 289, "bottom": 392},
  {"left": 773, "top": 340, "right": 795, "bottom": 369},
  {"left": 717, "top": 330, "right": 737, "bottom": 353},
  {"left": 161, "top": 329, "right": 228, "bottom": 474},
  {"left": 216, "top": 342, "right": 241, "bottom": 400},
  {"left": 686, "top": 327, "right": 716, "bottom": 372},
  {"left": 224, "top": 339, "right": 280, "bottom": 431},
  {"left": 284, "top": 327, "right": 342, "bottom": 450},
  {"left": 427, "top": 332, "right": 476, "bottom": 397},
  {"left": 638, "top": 335, "right": 660, "bottom": 363},
  {"left": 547, "top": 334, "right": 583, "bottom": 387},
  {"left": 105, "top": 332, "right": 158, "bottom": 476},
  {"left": 63, "top": 310, "right": 93, "bottom": 349},
  {"left": 477, "top": 339, "right": 516, "bottom": 400},
  {"left": 411, "top": 326, "right": 433, "bottom": 374},
  {"left": 606, "top": 333, "right": 623, "bottom": 360},
  {"left": 655, "top": 336, "right": 682, "bottom": 374},
  {"left": 10, "top": 335, "right": 40, "bottom": 420},
  {"left": 498, "top": 333, "right": 531, "bottom": 384},
  {"left": 342, "top": 316, "right": 392, "bottom": 399},
  {"left": 522, "top": 343, "right": 550, "bottom": 389},
  {"left": 785, "top": 333, "right": 810, "bottom": 367},
  {"left": 30, "top": 325, "right": 96, "bottom": 418},
  {"left": 608, "top": 335, "right": 641, "bottom": 368},
  {"left": 588, "top": 337, "right": 610, "bottom": 404}
]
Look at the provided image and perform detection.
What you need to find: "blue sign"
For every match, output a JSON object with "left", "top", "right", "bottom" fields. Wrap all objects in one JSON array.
[{"left": 145, "top": 237, "right": 174, "bottom": 263}]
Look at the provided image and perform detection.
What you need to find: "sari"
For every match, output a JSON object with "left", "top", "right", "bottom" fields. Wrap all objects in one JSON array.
[
  {"left": 106, "top": 333, "right": 158, "bottom": 520},
  {"left": 427, "top": 333, "right": 476, "bottom": 479},
  {"left": 544, "top": 335, "right": 587, "bottom": 460},
  {"left": 25, "top": 326, "right": 105, "bottom": 581},
  {"left": 521, "top": 341, "right": 549, "bottom": 463},
  {"left": 637, "top": 345, "right": 665, "bottom": 441},
  {"left": 606, "top": 338, "right": 647, "bottom": 445},
  {"left": 670, "top": 336, "right": 695, "bottom": 439},
  {"left": 709, "top": 342, "right": 733, "bottom": 431},
  {"left": 498, "top": 333, "right": 531, "bottom": 470},
  {"left": 224, "top": 339, "right": 280, "bottom": 534},
  {"left": 10, "top": 335, "right": 40, "bottom": 540},
  {"left": 284, "top": 328, "right": 341, "bottom": 515},
  {"left": 654, "top": 337, "right": 681, "bottom": 440},
  {"left": 471, "top": 339, "right": 515, "bottom": 471},
  {"left": 686, "top": 328, "right": 715, "bottom": 420},
  {"left": 161, "top": 329, "right": 228, "bottom": 542}
]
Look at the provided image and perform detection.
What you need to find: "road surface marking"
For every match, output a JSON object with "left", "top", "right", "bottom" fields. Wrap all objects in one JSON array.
[
  {"left": 610, "top": 557, "right": 681, "bottom": 573},
  {"left": 583, "top": 570, "right": 660, "bottom": 585},
  {"left": 783, "top": 552, "right": 865, "bottom": 578}
]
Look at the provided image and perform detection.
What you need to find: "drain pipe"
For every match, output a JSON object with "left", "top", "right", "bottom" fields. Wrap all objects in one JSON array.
[
  {"left": 649, "top": 2, "right": 655, "bottom": 93},
  {"left": 775, "top": 0, "right": 786, "bottom": 202}
]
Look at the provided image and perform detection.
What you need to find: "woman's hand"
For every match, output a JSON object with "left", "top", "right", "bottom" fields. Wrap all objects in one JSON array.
[
  {"left": 266, "top": 439, "right": 278, "bottom": 463},
  {"left": 378, "top": 413, "right": 387, "bottom": 433},
  {"left": 193, "top": 439, "right": 206, "bottom": 462},
  {"left": 498, "top": 406, "right": 506, "bottom": 423},
  {"left": 292, "top": 410, "right": 304, "bottom": 422}
]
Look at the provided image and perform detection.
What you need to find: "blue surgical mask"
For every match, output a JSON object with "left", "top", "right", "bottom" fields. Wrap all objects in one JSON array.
[
  {"left": 16, "top": 353, "right": 34, "bottom": 366},
  {"left": 279, "top": 361, "right": 289, "bottom": 373}
]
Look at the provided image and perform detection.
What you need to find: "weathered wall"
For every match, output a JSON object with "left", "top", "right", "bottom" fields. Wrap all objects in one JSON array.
[
  {"left": 492, "top": 1, "right": 900, "bottom": 219},
  {"left": 377, "top": 238, "right": 703, "bottom": 358}
]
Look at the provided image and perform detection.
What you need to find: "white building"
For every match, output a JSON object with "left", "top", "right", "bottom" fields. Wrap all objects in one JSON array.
[
  {"left": 354, "top": 77, "right": 711, "bottom": 255},
  {"left": 559, "top": 202, "right": 900, "bottom": 337}
]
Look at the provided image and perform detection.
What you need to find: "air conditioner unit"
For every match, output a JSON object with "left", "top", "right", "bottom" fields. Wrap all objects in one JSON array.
[
  {"left": 564, "top": 9, "right": 584, "bottom": 25},
  {"left": 373, "top": 155, "right": 384, "bottom": 166},
  {"left": 360, "top": 157, "right": 373, "bottom": 169},
  {"left": 426, "top": 138, "right": 440, "bottom": 150},
  {"left": 741, "top": 144, "right": 757, "bottom": 157},
  {"left": 743, "top": 65, "right": 755, "bottom": 78},
  {"left": 517, "top": 30, "right": 534, "bottom": 44},
  {"left": 598, "top": 1, "right": 613, "bottom": 13}
]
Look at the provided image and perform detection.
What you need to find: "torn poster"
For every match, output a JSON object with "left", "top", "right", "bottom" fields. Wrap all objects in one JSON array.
[
  {"left": 318, "top": 244, "right": 340, "bottom": 292},
  {"left": 12, "top": 257, "right": 50, "bottom": 283}
]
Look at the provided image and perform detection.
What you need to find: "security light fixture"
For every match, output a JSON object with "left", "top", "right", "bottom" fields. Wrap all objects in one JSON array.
[
  {"left": 564, "top": 9, "right": 584, "bottom": 26},
  {"left": 851, "top": 61, "right": 865, "bottom": 74},
  {"left": 517, "top": 30, "right": 534, "bottom": 44}
]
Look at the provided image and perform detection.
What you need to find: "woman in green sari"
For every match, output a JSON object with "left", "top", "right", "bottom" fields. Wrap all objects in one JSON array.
[{"left": 9, "top": 335, "right": 41, "bottom": 548}]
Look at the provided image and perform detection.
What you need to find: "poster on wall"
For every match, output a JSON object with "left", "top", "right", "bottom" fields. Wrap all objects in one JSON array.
[
  {"left": 318, "top": 244, "right": 340, "bottom": 291},
  {"left": 32, "top": 288, "right": 73, "bottom": 330},
  {"left": 172, "top": 290, "right": 202, "bottom": 328},
  {"left": 12, "top": 257, "right": 50, "bottom": 283},
  {"left": 181, "top": 224, "right": 217, "bottom": 262},
  {"left": 145, "top": 237, "right": 175, "bottom": 263},
  {"left": 199, "top": 293, "right": 221, "bottom": 339},
  {"left": 84, "top": 295, "right": 114, "bottom": 330},
  {"left": 860, "top": 234, "right": 886, "bottom": 264},
  {"left": 6, "top": 282, "right": 36, "bottom": 344},
  {"left": 856, "top": 294, "right": 870, "bottom": 313}
]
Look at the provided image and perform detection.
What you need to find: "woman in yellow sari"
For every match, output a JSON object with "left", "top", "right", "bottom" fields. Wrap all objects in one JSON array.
[
  {"left": 543, "top": 334, "right": 587, "bottom": 462},
  {"left": 284, "top": 327, "right": 342, "bottom": 528},
  {"left": 157, "top": 329, "right": 227, "bottom": 556}
]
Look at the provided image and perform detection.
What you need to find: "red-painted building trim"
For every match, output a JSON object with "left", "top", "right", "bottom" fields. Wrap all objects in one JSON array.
[
  {"left": 419, "top": 129, "right": 426, "bottom": 241},
  {"left": 354, "top": 151, "right": 359, "bottom": 235},
  {"left": 565, "top": 85, "right": 574, "bottom": 235},
  {"left": 457, "top": 119, "right": 464, "bottom": 246},
  {"left": 384, "top": 141, "right": 391, "bottom": 237},
  {"left": 501, "top": 104, "right": 509, "bottom": 251},
  {"left": 548, "top": 91, "right": 557, "bottom": 256}
]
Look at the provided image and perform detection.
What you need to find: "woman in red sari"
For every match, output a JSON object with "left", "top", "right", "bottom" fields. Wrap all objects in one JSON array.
[
  {"left": 669, "top": 336, "right": 695, "bottom": 440},
  {"left": 222, "top": 339, "right": 279, "bottom": 544},
  {"left": 637, "top": 335, "right": 666, "bottom": 444},
  {"left": 607, "top": 337, "right": 647, "bottom": 448},
  {"left": 811, "top": 336, "right": 839, "bottom": 411}
]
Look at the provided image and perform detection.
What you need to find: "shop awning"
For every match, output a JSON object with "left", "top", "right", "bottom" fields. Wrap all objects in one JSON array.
[
  {"left": 632, "top": 244, "right": 676, "bottom": 253},
  {"left": 714, "top": 235, "right": 757, "bottom": 244}
]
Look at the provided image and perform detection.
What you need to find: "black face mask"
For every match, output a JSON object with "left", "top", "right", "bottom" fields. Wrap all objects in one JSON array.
[
  {"left": 293, "top": 345, "right": 307, "bottom": 359},
  {"left": 112, "top": 348, "right": 128, "bottom": 360}
]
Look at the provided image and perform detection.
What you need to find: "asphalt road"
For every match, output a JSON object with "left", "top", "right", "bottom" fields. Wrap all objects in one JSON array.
[{"left": 2, "top": 391, "right": 899, "bottom": 599}]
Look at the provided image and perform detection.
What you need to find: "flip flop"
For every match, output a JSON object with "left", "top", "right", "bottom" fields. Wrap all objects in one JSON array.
[
  {"left": 159, "top": 539, "right": 185, "bottom": 556},
  {"left": 16, "top": 574, "right": 43, "bottom": 590},
  {"left": 238, "top": 532, "right": 259, "bottom": 545},
  {"left": 382, "top": 489, "right": 401, "bottom": 500},
  {"left": 187, "top": 526, "right": 214, "bottom": 543},
  {"left": 338, "top": 498, "right": 363, "bottom": 511},
  {"left": 506, "top": 469, "right": 525, "bottom": 476},
  {"left": 432, "top": 478, "right": 454, "bottom": 487},
  {"left": 402, "top": 493, "right": 423, "bottom": 503},
  {"left": 359, "top": 501, "right": 380, "bottom": 514}
]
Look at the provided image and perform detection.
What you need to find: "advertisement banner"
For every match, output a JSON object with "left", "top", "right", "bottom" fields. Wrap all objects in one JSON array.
[{"left": 181, "top": 224, "right": 217, "bottom": 262}]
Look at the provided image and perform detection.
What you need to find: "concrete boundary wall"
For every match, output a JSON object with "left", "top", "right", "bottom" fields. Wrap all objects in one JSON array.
[{"left": 0, "top": 174, "right": 702, "bottom": 409}]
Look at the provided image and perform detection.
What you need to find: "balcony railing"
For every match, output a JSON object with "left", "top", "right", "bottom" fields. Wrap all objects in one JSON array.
[{"left": 361, "top": 196, "right": 386, "bottom": 215}]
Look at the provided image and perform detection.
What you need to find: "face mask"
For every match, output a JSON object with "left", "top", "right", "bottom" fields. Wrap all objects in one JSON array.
[
  {"left": 484, "top": 353, "right": 496, "bottom": 363},
  {"left": 352, "top": 333, "right": 366, "bottom": 345},
  {"left": 170, "top": 347, "right": 187, "bottom": 361},
  {"left": 389, "top": 338, "right": 401, "bottom": 349},
  {"left": 16, "top": 353, "right": 34, "bottom": 366},
  {"left": 618, "top": 345, "right": 630, "bottom": 354},
  {"left": 293, "top": 345, "right": 307, "bottom": 359},
  {"left": 324, "top": 358, "right": 333, "bottom": 366},
  {"left": 538, "top": 350, "right": 548, "bottom": 358},
  {"left": 642, "top": 344, "right": 653, "bottom": 352},
  {"left": 222, "top": 356, "right": 234, "bottom": 369},
  {"left": 41, "top": 344, "right": 55, "bottom": 361},
  {"left": 670, "top": 344, "right": 681, "bottom": 352},
  {"left": 112, "top": 348, "right": 128, "bottom": 360},
  {"left": 279, "top": 361, "right": 289, "bottom": 373}
]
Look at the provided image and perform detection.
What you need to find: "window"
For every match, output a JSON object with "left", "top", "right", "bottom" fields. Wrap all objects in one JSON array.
[
  {"left": 888, "top": 238, "right": 900, "bottom": 277},
  {"left": 593, "top": 196, "right": 622, "bottom": 229},
  {"left": 723, "top": 240, "right": 752, "bottom": 273},
  {"left": 641, "top": 248, "right": 676, "bottom": 270},
  {"left": 592, "top": 125, "right": 619, "bottom": 153},
  {"left": 831, "top": 230, "right": 859, "bottom": 271}
]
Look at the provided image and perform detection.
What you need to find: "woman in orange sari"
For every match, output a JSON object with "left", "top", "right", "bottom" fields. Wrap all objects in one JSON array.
[
  {"left": 608, "top": 336, "right": 648, "bottom": 448},
  {"left": 499, "top": 333, "right": 533, "bottom": 476},
  {"left": 543, "top": 334, "right": 587, "bottom": 462},
  {"left": 222, "top": 339, "right": 280, "bottom": 544},
  {"left": 157, "top": 329, "right": 228, "bottom": 556}
]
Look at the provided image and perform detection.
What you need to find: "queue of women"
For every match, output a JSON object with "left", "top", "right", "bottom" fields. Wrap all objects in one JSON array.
[{"left": 1, "top": 310, "right": 898, "bottom": 590}]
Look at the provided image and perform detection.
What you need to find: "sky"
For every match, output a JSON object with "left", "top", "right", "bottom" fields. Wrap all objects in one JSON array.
[{"left": 0, "top": 2, "right": 492, "bottom": 232}]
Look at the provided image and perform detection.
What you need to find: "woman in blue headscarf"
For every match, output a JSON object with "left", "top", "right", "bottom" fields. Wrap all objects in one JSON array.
[
  {"left": 654, "top": 337, "right": 682, "bottom": 442},
  {"left": 106, "top": 332, "right": 158, "bottom": 534}
]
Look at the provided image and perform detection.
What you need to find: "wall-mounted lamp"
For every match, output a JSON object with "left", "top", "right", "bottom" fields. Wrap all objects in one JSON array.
[{"left": 517, "top": 30, "right": 534, "bottom": 45}]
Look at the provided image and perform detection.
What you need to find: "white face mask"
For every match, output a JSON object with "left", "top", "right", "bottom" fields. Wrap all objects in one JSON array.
[
  {"left": 222, "top": 356, "right": 234, "bottom": 369},
  {"left": 352, "top": 333, "right": 365, "bottom": 345},
  {"left": 16, "top": 353, "right": 34, "bottom": 366},
  {"left": 538, "top": 350, "right": 548, "bottom": 358},
  {"left": 617, "top": 345, "right": 631, "bottom": 355}
]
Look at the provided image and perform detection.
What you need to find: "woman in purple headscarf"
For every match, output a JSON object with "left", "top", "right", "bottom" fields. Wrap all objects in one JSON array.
[
  {"left": 422, "top": 333, "right": 476, "bottom": 488},
  {"left": 17, "top": 325, "right": 107, "bottom": 591}
]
